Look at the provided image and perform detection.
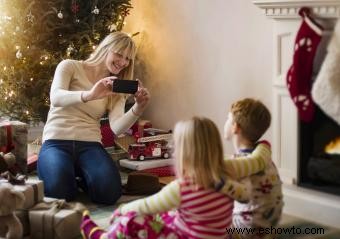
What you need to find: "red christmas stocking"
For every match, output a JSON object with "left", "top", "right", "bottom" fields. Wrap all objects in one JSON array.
[{"left": 286, "top": 7, "right": 323, "bottom": 122}]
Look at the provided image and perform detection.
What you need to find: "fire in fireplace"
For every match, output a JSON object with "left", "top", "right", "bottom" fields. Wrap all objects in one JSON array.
[
  {"left": 299, "top": 106, "right": 340, "bottom": 196},
  {"left": 324, "top": 137, "right": 340, "bottom": 154}
]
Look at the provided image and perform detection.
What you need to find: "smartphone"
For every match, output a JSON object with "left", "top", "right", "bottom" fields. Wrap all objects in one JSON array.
[{"left": 112, "top": 79, "right": 138, "bottom": 94}]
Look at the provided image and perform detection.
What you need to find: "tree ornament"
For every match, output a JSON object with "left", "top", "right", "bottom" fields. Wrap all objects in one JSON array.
[
  {"left": 109, "top": 23, "right": 117, "bottom": 32},
  {"left": 71, "top": 0, "right": 80, "bottom": 14},
  {"left": 121, "top": 8, "right": 130, "bottom": 17},
  {"left": 57, "top": 11, "right": 63, "bottom": 19},
  {"left": 66, "top": 44, "right": 76, "bottom": 56},
  {"left": 16, "top": 50, "right": 22, "bottom": 59},
  {"left": 94, "top": 33, "right": 101, "bottom": 40},
  {"left": 27, "top": 11, "right": 35, "bottom": 23},
  {"left": 92, "top": 6, "right": 99, "bottom": 15}
]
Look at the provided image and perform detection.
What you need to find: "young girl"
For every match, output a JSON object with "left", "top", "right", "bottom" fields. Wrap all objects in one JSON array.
[{"left": 81, "top": 117, "right": 272, "bottom": 239}]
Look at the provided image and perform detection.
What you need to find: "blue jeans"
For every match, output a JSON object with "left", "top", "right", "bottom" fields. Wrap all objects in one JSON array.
[{"left": 37, "top": 140, "right": 122, "bottom": 204}]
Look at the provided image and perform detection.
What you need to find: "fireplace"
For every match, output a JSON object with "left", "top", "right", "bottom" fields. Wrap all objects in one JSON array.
[
  {"left": 298, "top": 106, "right": 340, "bottom": 195},
  {"left": 297, "top": 24, "right": 340, "bottom": 196},
  {"left": 253, "top": 0, "right": 340, "bottom": 229}
]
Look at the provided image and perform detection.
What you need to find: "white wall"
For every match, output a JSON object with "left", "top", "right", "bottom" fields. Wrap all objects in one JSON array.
[{"left": 125, "top": 0, "right": 273, "bottom": 153}]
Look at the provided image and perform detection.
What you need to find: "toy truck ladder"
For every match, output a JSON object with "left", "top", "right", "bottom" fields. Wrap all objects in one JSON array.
[{"left": 137, "top": 134, "right": 172, "bottom": 143}]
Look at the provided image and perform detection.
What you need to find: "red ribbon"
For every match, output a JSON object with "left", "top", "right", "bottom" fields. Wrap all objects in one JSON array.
[{"left": 0, "top": 125, "right": 15, "bottom": 153}]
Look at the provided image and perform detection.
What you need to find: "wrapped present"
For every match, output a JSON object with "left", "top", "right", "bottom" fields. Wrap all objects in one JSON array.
[
  {"left": 15, "top": 209, "right": 30, "bottom": 236},
  {"left": 100, "top": 118, "right": 115, "bottom": 147},
  {"left": 15, "top": 197, "right": 59, "bottom": 236},
  {"left": 130, "top": 119, "right": 152, "bottom": 138},
  {"left": 18, "top": 179, "right": 44, "bottom": 209},
  {"left": 139, "top": 165, "right": 175, "bottom": 177},
  {"left": 15, "top": 179, "right": 44, "bottom": 209},
  {"left": 0, "top": 121, "right": 28, "bottom": 173},
  {"left": 0, "top": 178, "right": 44, "bottom": 209},
  {"left": 29, "top": 200, "right": 86, "bottom": 239},
  {"left": 119, "top": 158, "right": 173, "bottom": 171}
]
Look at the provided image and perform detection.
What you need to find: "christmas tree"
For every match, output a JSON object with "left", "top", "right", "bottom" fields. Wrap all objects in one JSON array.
[{"left": 0, "top": 0, "right": 132, "bottom": 123}]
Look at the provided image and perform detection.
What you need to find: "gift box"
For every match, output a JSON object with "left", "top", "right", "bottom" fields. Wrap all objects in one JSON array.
[
  {"left": 8, "top": 179, "right": 44, "bottom": 209},
  {"left": 119, "top": 158, "right": 173, "bottom": 171},
  {"left": 15, "top": 209, "right": 30, "bottom": 236},
  {"left": 100, "top": 117, "right": 116, "bottom": 148},
  {"left": 29, "top": 200, "right": 86, "bottom": 239},
  {"left": 0, "top": 121, "right": 28, "bottom": 173},
  {"left": 130, "top": 119, "right": 152, "bottom": 138},
  {"left": 139, "top": 165, "right": 175, "bottom": 177}
]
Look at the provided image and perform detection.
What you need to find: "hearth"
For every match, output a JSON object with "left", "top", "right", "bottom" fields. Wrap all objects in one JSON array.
[{"left": 298, "top": 106, "right": 340, "bottom": 195}]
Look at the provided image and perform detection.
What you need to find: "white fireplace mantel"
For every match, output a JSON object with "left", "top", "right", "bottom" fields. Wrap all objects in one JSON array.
[
  {"left": 253, "top": 0, "right": 340, "bottom": 229},
  {"left": 254, "top": 0, "right": 340, "bottom": 18}
]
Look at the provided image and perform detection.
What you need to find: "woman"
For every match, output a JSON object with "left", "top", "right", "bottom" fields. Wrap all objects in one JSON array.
[{"left": 38, "top": 32, "right": 150, "bottom": 204}]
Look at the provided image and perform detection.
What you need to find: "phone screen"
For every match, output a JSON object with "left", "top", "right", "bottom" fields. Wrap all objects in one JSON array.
[{"left": 112, "top": 80, "right": 138, "bottom": 94}]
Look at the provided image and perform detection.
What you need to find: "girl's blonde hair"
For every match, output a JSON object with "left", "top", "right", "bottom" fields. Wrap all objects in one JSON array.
[
  {"left": 174, "top": 117, "right": 226, "bottom": 189},
  {"left": 85, "top": 31, "right": 136, "bottom": 80}
]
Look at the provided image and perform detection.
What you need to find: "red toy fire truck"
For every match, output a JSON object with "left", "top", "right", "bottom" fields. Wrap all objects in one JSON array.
[{"left": 128, "top": 133, "right": 172, "bottom": 161}]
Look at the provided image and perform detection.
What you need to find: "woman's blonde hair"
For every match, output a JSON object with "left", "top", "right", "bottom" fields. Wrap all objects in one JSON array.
[
  {"left": 85, "top": 31, "right": 136, "bottom": 80},
  {"left": 174, "top": 117, "right": 226, "bottom": 189}
]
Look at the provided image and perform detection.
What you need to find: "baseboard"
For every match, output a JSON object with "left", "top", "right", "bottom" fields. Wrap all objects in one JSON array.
[{"left": 283, "top": 184, "right": 340, "bottom": 229}]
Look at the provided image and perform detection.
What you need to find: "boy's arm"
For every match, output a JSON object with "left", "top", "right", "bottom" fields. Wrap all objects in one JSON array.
[
  {"left": 224, "top": 141, "right": 271, "bottom": 179},
  {"left": 119, "top": 180, "right": 180, "bottom": 215}
]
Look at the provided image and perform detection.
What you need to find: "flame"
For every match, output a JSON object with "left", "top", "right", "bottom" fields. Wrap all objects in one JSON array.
[{"left": 325, "top": 137, "right": 340, "bottom": 155}]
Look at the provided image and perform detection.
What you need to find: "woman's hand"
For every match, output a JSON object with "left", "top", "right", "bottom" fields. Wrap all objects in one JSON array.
[
  {"left": 132, "top": 79, "right": 150, "bottom": 115},
  {"left": 81, "top": 76, "right": 116, "bottom": 102}
]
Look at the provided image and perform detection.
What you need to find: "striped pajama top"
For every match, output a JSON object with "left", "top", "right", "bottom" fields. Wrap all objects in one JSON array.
[{"left": 173, "top": 179, "right": 234, "bottom": 238}]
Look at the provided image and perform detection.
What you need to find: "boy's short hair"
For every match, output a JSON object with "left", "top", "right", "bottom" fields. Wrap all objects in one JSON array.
[{"left": 231, "top": 98, "right": 271, "bottom": 143}]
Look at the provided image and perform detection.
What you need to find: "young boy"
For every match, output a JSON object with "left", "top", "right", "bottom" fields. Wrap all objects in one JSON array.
[{"left": 224, "top": 98, "right": 283, "bottom": 239}]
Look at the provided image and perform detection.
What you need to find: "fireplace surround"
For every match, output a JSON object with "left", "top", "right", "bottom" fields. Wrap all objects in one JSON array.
[{"left": 253, "top": 0, "right": 340, "bottom": 229}]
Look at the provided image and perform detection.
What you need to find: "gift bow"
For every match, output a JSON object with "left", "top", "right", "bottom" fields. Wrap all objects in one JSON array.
[
  {"left": 0, "top": 171, "right": 27, "bottom": 185},
  {"left": 32, "top": 199, "right": 87, "bottom": 213}
]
